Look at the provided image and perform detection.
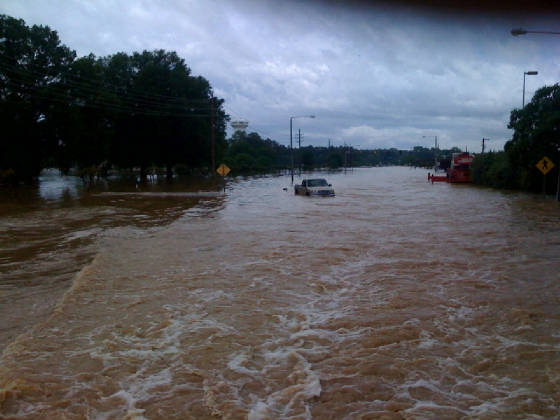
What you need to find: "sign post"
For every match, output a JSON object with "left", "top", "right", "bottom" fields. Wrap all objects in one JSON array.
[
  {"left": 536, "top": 156, "right": 555, "bottom": 196},
  {"left": 216, "top": 164, "right": 230, "bottom": 192},
  {"left": 557, "top": 145, "right": 560, "bottom": 201}
]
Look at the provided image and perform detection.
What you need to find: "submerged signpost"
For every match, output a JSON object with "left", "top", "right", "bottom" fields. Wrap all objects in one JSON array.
[
  {"left": 536, "top": 156, "right": 554, "bottom": 196},
  {"left": 216, "top": 163, "right": 230, "bottom": 192}
]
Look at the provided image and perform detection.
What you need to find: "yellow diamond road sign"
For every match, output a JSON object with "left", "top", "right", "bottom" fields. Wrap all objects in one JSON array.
[
  {"left": 536, "top": 156, "right": 555, "bottom": 175},
  {"left": 216, "top": 163, "right": 230, "bottom": 177}
]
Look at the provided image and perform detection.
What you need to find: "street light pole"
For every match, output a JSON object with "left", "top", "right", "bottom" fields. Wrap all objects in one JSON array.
[
  {"left": 557, "top": 143, "right": 560, "bottom": 202},
  {"left": 290, "top": 117, "right": 293, "bottom": 183},
  {"left": 511, "top": 28, "right": 559, "bottom": 199},
  {"left": 289, "top": 115, "right": 315, "bottom": 183},
  {"left": 523, "top": 71, "right": 538, "bottom": 108}
]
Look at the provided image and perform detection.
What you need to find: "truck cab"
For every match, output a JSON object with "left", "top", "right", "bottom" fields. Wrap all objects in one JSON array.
[{"left": 294, "top": 178, "right": 335, "bottom": 196}]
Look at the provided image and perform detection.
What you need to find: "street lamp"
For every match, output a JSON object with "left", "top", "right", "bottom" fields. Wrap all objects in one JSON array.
[
  {"left": 290, "top": 115, "right": 315, "bottom": 183},
  {"left": 512, "top": 28, "right": 560, "bottom": 36},
  {"left": 523, "top": 71, "right": 538, "bottom": 108},
  {"left": 512, "top": 28, "right": 559, "bottom": 200}
]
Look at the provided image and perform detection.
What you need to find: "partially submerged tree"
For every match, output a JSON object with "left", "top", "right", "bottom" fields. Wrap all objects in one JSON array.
[
  {"left": 0, "top": 15, "right": 75, "bottom": 182},
  {"left": 505, "top": 84, "right": 560, "bottom": 192},
  {"left": 0, "top": 15, "right": 228, "bottom": 183}
]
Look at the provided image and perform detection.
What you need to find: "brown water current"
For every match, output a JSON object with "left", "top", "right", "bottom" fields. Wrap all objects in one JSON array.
[{"left": 0, "top": 167, "right": 559, "bottom": 419}]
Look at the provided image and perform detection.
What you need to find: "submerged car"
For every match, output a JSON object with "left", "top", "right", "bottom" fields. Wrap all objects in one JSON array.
[{"left": 294, "top": 178, "right": 335, "bottom": 196}]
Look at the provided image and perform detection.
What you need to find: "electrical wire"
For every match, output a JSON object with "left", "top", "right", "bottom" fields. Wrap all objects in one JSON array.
[
  {"left": 0, "top": 66, "right": 227, "bottom": 118},
  {"left": 0, "top": 55, "right": 215, "bottom": 107},
  {"left": 0, "top": 61, "right": 225, "bottom": 119}
]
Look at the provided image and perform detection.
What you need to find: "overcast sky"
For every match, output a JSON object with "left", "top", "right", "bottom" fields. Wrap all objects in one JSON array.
[{"left": 2, "top": 0, "right": 559, "bottom": 151}]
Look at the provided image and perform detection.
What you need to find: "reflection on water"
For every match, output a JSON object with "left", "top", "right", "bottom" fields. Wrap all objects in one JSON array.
[
  {"left": 38, "top": 169, "right": 82, "bottom": 202},
  {"left": 0, "top": 173, "right": 225, "bottom": 352},
  {"left": 0, "top": 167, "right": 559, "bottom": 419}
]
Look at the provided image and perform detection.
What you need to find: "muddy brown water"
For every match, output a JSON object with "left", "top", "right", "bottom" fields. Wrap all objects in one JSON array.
[{"left": 0, "top": 167, "right": 559, "bottom": 419}]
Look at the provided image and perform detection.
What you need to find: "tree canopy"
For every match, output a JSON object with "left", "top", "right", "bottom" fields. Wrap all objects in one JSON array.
[
  {"left": 223, "top": 130, "right": 462, "bottom": 174},
  {"left": 5, "top": 14, "right": 531, "bottom": 185},
  {"left": 0, "top": 14, "right": 228, "bottom": 183},
  {"left": 506, "top": 84, "right": 560, "bottom": 192},
  {"left": 0, "top": 15, "right": 75, "bottom": 181},
  {"left": 472, "top": 84, "right": 560, "bottom": 193}
]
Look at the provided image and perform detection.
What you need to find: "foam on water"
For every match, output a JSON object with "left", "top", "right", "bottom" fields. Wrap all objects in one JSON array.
[{"left": 1, "top": 168, "right": 559, "bottom": 419}]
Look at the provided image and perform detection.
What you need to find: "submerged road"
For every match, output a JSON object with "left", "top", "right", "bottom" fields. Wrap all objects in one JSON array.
[{"left": 1, "top": 167, "right": 559, "bottom": 419}]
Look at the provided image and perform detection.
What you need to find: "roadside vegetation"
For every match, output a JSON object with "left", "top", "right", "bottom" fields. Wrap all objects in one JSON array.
[
  {"left": 471, "top": 84, "right": 560, "bottom": 194},
  {"left": 224, "top": 130, "right": 462, "bottom": 173},
  {"left": 4, "top": 14, "right": 556, "bottom": 192},
  {"left": 0, "top": 14, "right": 474, "bottom": 185},
  {"left": 0, "top": 15, "right": 228, "bottom": 184}
]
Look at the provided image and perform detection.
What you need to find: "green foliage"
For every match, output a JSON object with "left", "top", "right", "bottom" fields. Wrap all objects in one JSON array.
[
  {"left": 222, "top": 132, "right": 466, "bottom": 173},
  {"left": 471, "top": 84, "right": 560, "bottom": 193},
  {"left": 301, "top": 149, "right": 314, "bottom": 168},
  {"left": 0, "top": 14, "right": 76, "bottom": 181},
  {"left": 225, "top": 131, "right": 288, "bottom": 172},
  {"left": 0, "top": 15, "right": 228, "bottom": 183},
  {"left": 471, "top": 152, "right": 515, "bottom": 189},
  {"left": 504, "top": 84, "right": 560, "bottom": 193},
  {"left": 400, "top": 146, "right": 433, "bottom": 167},
  {"left": 327, "top": 152, "right": 343, "bottom": 168}
]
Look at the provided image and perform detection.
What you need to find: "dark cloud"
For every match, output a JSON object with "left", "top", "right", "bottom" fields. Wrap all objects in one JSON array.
[{"left": 1, "top": 0, "right": 558, "bottom": 151}]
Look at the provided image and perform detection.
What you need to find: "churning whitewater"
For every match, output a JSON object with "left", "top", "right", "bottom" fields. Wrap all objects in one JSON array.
[{"left": 1, "top": 167, "right": 559, "bottom": 419}]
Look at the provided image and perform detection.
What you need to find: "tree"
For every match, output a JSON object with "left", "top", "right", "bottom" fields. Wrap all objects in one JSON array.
[
  {"left": 328, "top": 152, "right": 343, "bottom": 168},
  {"left": 301, "top": 148, "right": 314, "bottom": 168},
  {"left": 505, "top": 84, "right": 560, "bottom": 192},
  {"left": 0, "top": 15, "right": 75, "bottom": 182},
  {"left": 471, "top": 152, "right": 515, "bottom": 189},
  {"left": 100, "top": 50, "right": 228, "bottom": 180},
  {"left": 225, "top": 131, "right": 288, "bottom": 172},
  {"left": 55, "top": 54, "right": 115, "bottom": 176}
]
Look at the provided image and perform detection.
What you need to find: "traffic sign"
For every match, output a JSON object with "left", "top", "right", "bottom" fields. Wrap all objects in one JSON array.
[
  {"left": 216, "top": 163, "right": 230, "bottom": 177},
  {"left": 536, "top": 156, "right": 555, "bottom": 175}
]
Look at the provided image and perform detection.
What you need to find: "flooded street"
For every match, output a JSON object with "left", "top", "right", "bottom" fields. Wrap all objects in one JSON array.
[{"left": 1, "top": 167, "right": 559, "bottom": 419}]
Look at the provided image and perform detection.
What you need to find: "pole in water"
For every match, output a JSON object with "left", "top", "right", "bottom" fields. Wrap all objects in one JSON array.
[
  {"left": 557, "top": 147, "right": 560, "bottom": 201},
  {"left": 557, "top": 167, "right": 560, "bottom": 201}
]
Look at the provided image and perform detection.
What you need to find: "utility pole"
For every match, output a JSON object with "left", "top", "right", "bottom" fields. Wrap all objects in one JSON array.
[
  {"left": 433, "top": 136, "right": 438, "bottom": 172},
  {"left": 290, "top": 118, "right": 293, "bottom": 183},
  {"left": 423, "top": 135, "right": 438, "bottom": 171},
  {"left": 557, "top": 143, "right": 560, "bottom": 201},
  {"left": 289, "top": 115, "right": 315, "bottom": 183},
  {"left": 210, "top": 96, "right": 215, "bottom": 178},
  {"left": 297, "top": 129, "right": 303, "bottom": 175}
]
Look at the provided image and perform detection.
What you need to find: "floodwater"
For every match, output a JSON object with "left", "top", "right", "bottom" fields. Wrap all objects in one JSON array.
[{"left": 0, "top": 167, "right": 559, "bottom": 419}]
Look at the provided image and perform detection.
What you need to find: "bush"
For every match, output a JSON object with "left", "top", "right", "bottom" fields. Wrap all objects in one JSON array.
[{"left": 472, "top": 152, "right": 516, "bottom": 189}]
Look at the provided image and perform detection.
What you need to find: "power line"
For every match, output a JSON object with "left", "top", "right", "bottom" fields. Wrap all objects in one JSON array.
[
  {"left": 0, "top": 73, "right": 223, "bottom": 118},
  {"left": 0, "top": 83, "right": 215, "bottom": 119},
  {"left": 0, "top": 59, "right": 215, "bottom": 114},
  {"left": 0, "top": 55, "right": 214, "bottom": 105}
]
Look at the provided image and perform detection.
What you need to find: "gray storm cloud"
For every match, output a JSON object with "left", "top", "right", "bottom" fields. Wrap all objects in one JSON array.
[{"left": 1, "top": 0, "right": 558, "bottom": 151}]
